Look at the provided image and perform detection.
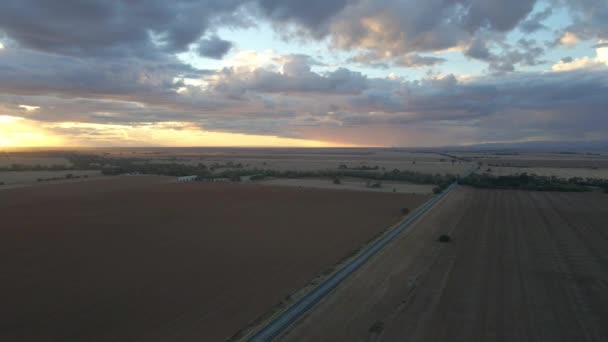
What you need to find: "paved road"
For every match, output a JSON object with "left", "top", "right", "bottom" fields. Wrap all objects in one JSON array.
[
  {"left": 249, "top": 183, "right": 458, "bottom": 341},
  {"left": 280, "top": 188, "right": 608, "bottom": 342}
]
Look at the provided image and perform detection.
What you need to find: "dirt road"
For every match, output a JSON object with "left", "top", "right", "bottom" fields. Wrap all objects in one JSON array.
[{"left": 281, "top": 187, "right": 608, "bottom": 342}]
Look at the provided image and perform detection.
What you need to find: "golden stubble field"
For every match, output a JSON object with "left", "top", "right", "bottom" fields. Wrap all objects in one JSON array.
[
  {"left": 282, "top": 187, "right": 608, "bottom": 342},
  {"left": 454, "top": 151, "right": 608, "bottom": 179}
]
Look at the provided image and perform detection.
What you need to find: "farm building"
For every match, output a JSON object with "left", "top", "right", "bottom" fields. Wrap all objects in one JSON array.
[{"left": 177, "top": 175, "right": 197, "bottom": 182}]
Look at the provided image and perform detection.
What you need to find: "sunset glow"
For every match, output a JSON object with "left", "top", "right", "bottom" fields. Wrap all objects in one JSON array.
[
  {"left": 0, "top": 1, "right": 606, "bottom": 147},
  {"left": 0, "top": 117, "right": 336, "bottom": 148}
]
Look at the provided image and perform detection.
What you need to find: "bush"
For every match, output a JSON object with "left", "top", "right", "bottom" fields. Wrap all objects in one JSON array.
[
  {"left": 0, "top": 181, "right": 4, "bottom": 186},
  {"left": 369, "top": 321, "right": 384, "bottom": 333},
  {"left": 433, "top": 187, "right": 442, "bottom": 194},
  {"left": 401, "top": 207, "right": 410, "bottom": 215},
  {"left": 249, "top": 174, "right": 266, "bottom": 181},
  {"left": 438, "top": 234, "right": 451, "bottom": 243},
  {"left": 333, "top": 178, "right": 341, "bottom": 184}
]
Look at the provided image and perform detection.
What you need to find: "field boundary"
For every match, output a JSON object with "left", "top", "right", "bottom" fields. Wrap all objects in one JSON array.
[{"left": 246, "top": 182, "right": 459, "bottom": 341}]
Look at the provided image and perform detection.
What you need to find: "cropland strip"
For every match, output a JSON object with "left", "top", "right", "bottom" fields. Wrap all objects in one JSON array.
[
  {"left": 0, "top": 177, "right": 429, "bottom": 342},
  {"left": 280, "top": 188, "right": 608, "bottom": 342}
]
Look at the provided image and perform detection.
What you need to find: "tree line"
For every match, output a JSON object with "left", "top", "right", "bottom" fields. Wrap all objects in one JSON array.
[{"left": 460, "top": 173, "right": 608, "bottom": 193}]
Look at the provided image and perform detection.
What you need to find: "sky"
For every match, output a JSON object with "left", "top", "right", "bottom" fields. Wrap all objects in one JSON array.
[{"left": 0, "top": 0, "right": 607, "bottom": 148}]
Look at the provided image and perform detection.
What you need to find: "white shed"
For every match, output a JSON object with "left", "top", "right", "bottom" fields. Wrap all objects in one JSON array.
[{"left": 177, "top": 175, "right": 197, "bottom": 182}]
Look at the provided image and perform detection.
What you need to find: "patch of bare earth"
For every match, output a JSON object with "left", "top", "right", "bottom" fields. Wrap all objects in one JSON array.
[{"left": 0, "top": 177, "right": 429, "bottom": 342}]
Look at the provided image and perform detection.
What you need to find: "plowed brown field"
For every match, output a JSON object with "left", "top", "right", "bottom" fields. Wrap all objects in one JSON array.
[
  {"left": 0, "top": 176, "right": 429, "bottom": 342},
  {"left": 281, "top": 187, "right": 608, "bottom": 342}
]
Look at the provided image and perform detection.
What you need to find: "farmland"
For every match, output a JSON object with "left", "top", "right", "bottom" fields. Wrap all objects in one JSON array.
[
  {"left": 457, "top": 151, "right": 608, "bottom": 180},
  {"left": 257, "top": 177, "right": 436, "bottom": 194},
  {"left": 281, "top": 187, "right": 608, "bottom": 341},
  {"left": 0, "top": 170, "right": 102, "bottom": 189},
  {"left": 0, "top": 177, "right": 429, "bottom": 341},
  {"left": 0, "top": 155, "right": 72, "bottom": 168}
]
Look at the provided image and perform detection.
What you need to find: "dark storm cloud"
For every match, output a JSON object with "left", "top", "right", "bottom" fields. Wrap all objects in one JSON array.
[
  {"left": 0, "top": 0, "right": 247, "bottom": 56},
  {"left": 462, "top": 0, "right": 537, "bottom": 32},
  {"left": 197, "top": 36, "right": 233, "bottom": 59},
  {"left": 255, "top": 0, "right": 351, "bottom": 37},
  {"left": 0, "top": 48, "right": 202, "bottom": 98}
]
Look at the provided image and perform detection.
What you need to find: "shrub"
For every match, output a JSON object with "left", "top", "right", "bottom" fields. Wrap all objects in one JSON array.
[
  {"left": 369, "top": 321, "right": 384, "bottom": 333},
  {"left": 438, "top": 234, "right": 451, "bottom": 243},
  {"left": 433, "top": 187, "right": 442, "bottom": 194},
  {"left": 333, "top": 178, "right": 341, "bottom": 184},
  {"left": 401, "top": 207, "right": 410, "bottom": 215}
]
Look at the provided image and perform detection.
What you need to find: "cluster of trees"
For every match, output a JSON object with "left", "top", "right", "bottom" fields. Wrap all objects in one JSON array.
[
  {"left": 36, "top": 173, "right": 88, "bottom": 182},
  {"left": 338, "top": 164, "right": 380, "bottom": 171},
  {"left": 208, "top": 161, "right": 244, "bottom": 171},
  {"left": 61, "top": 153, "right": 463, "bottom": 188},
  {"left": 0, "top": 164, "right": 73, "bottom": 171},
  {"left": 216, "top": 168, "right": 457, "bottom": 186},
  {"left": 461, "top": 173, "right": 608, "bottom": 193}
]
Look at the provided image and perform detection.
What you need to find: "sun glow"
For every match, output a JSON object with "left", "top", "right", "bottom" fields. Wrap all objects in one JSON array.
[
  {"left": 0, "top": 117, "right": 337, "bottom": 148},
  {"left": 0, "top": 116, "right": 65, "bottom": 147}
]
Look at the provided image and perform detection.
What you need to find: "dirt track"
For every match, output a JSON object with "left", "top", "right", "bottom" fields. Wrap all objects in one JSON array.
[
  {"left": 0, "top": 177, "right": 428, "bottom": 342},
  {"left": 281, "top": 187, "right": 608, "bottom": 342}
]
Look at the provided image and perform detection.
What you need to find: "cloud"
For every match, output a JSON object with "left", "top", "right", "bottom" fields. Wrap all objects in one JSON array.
[
  {"left": 0, "top": 0, "right": 607, "bottom": 146},
  {"left": 254, "top": 0, "right": 351, "bottom": 38},
  {"left": 562, "top": 0, "right": 608, "bottom": 41},
  {"left": 349, "top": 51, "right": 445, "bottom": 68},
  {"left": 519, "top": 7, "right": 552, "bottom": 33},
  {"left": 465, "top": 37, "right": 546, "bottom": 73},
  {"left": 0, "top": 47, "right": 200, "bottom": 99},
  {"left": 197, "top": 35, "right": 233, "bottom": 59},
  {"left": 209, "top": 55, "right": 368, "bottom": 97},
  {"left": 394, "top": 54, "right": 446, "bottom": 67},
  {"left": 0, "top": 0, "right": 248, "bottom": 57},
  {"left": 551, "top": 46, "right": 608, "bottom": 71},
  {"left": 559, "top": 32, "right": 580, "bottom": 47},
  {"left": 322, "top": 0, "right": 537, "bottom": 55},
  {"left": 2, "top": 57, "right": 607, "bottom": 145}
]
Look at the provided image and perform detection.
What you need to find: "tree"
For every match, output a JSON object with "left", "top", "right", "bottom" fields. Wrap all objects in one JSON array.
[{"left": 438, "top": 234, "right": 451, "bottom": 242}]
